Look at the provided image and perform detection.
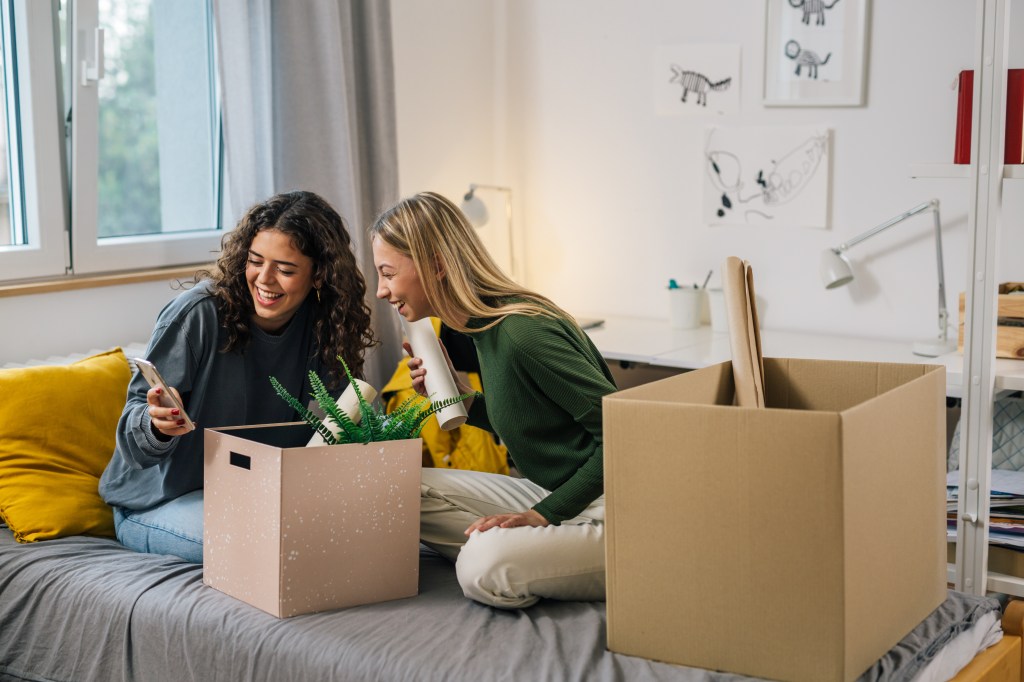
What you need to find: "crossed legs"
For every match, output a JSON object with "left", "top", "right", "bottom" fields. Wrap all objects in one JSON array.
[{"left": 420, "top": 468, "right": 605, "bottom": 609}]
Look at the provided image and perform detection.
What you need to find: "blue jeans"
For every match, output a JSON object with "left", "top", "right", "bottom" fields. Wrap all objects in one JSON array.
[{"left": 113, "top": 489, "right": 204, "bottom": 563}]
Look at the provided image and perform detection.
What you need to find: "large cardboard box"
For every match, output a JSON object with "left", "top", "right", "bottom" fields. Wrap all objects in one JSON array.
[
  {"left": 604, "top": 358, "right": 947, "bottom": 682},
  {"left": 203, "top": 423, "right": 422, "bottom": 618}
]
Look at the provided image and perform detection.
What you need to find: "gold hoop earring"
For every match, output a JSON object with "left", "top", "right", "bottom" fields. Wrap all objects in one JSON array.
[{"left": 315, "top": 288, "right": 321, "bottom": 303}]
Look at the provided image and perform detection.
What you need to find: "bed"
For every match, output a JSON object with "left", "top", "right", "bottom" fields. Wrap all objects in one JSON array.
[
  {"left": 952, "top": 601, "right": 1023, "bottom": 682},
  {"left": 0, "top": 347, "right": 1021, "bottom": 682},
  {"left": 0, "top": 523, "right": 1018, "bottom": 682}
]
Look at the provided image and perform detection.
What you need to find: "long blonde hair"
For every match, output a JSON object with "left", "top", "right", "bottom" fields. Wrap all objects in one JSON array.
[{"left": 369, "top": 191, "right": 577, "bottom": 333}]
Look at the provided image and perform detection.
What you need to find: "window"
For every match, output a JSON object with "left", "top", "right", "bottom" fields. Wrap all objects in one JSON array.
[
  {"left": 0, "top": 0, "right": 223, "bottom": 283},
  {"left": 0, "top": 0, "right": 67, "bottom": 281},
  {"left": 0, "top": 7, "right": 15, "bottom": 248}
]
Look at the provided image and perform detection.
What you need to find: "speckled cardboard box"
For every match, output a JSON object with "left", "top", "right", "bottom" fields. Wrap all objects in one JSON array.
[{"left": 203, "top": 422, "right": 421, "bottom": 618}]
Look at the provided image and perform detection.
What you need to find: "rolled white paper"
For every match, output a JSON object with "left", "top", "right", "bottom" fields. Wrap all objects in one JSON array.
[
  {"left": 399, "top": 316, "right": 468, "bottom": 431},
  {"left": 306, "top": 378, "right": 378, "bottom": 446}
]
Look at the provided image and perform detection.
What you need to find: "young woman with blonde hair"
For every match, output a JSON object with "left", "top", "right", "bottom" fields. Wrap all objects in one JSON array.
[{"left": 370, "top": 191, "right": 616, "bottom": 609}]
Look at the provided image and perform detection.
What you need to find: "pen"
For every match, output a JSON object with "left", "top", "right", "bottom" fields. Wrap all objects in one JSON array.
[{"left": 701, "top": 270, "right": 713, "bottom": 289}]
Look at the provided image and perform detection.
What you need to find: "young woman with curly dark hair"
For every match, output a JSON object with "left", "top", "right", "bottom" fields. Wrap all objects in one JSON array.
[{"left": 100, "top": 190, "right": 375, "bottom": 563}]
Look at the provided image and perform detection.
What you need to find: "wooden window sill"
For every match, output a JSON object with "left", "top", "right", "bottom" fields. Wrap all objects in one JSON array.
[{"left": 0, "top": 264, "right": 215, "bottom": 298}]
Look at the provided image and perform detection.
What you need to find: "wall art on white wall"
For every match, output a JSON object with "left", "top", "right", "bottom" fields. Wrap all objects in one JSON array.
[
  {"left": 703, "top": 125, "right": 831, "bottom": 229},
  {"left": 763, "top": 0, "right": 870, "bottom": 106},
  {"left": 654, "top": 44, "right": 740, "bottom": 116}
]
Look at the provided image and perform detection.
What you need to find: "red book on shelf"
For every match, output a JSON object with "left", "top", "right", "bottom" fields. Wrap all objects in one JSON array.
[
  {"left": 1006, "top": 69, "right": 1024, "bottom": 164},
  {"left": 954, "top": 70, "right": 973, "bottom": 164},
  {"left": 954, "top": 68, "right": 1024, "bottom": 165}
]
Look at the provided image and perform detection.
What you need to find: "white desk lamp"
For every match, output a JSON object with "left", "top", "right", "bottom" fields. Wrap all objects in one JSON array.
[
  {"left": 820, "top": 199, "right": 956, "bottom": 357},
  {"left": 460, "top": 183, "right": 515, "bottom": 278}
]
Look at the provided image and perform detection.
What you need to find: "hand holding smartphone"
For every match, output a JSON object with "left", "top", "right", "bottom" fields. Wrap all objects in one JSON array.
[{"left": 134, "top": 358, "right": 196, "bottom": 432}]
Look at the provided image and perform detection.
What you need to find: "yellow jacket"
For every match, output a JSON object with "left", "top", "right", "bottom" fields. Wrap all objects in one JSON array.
[{"left": 381, "top": 320, "right": 509, "bottom": 475}]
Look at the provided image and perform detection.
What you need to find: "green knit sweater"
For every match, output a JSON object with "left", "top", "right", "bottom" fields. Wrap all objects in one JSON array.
[{"left": 464, "top": 312, "right": 617, "bottom": 523}]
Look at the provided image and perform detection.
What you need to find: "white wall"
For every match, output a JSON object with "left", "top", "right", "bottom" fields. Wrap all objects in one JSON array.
[
  {"left": 393, "top": 0, "right": 1024, "bottom": 344},
  {"left": 1, "top": 279, "right": 183, "bottom": 363},
  {"left": 390, "top": 1, "right": 519, "bottom": 268},
  {"left": 5, "top": 1, "right": 1020, "bottom": 364}
]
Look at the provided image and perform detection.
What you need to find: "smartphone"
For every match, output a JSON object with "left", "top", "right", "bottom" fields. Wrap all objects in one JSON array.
[{"left": 134, "top": 358, "right": 196, "bottom": 432}]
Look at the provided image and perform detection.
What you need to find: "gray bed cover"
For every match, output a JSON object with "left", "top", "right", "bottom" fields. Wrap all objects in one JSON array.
[{"left": 0, "top": 527, "right": 1000, "bottom": 682}]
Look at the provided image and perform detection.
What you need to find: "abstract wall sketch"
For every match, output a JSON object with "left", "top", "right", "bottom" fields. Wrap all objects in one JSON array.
[{"left": 703, "top": 126, "right": 832, "bottom": 229}]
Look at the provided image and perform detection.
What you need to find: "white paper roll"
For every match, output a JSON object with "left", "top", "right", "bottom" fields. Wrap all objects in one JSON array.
[
  {"left": 306, "top": 378, "right": 378, "bottom": 446},
  {"left": 399, "top": 316, "right": 468, "bottom": 431}
]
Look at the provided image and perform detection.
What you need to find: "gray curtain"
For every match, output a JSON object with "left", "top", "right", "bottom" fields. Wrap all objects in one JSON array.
[{"left": 214, "top": 0, "right": 403, "bottom": 390}]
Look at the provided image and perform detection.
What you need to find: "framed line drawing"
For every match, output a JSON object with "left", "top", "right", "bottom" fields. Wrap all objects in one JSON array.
[{"left": 763, "top": 0, "right": 870, "bottom": 107}]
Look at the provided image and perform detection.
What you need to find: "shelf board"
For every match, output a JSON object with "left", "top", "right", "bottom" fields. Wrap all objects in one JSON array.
[{"left": 910, "top": 163, "right": 1024, "bottom": 179}]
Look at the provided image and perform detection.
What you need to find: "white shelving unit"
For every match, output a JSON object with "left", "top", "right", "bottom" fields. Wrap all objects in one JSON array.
[
  {"left": 945, "top": 0, "right": 1021, "bottom": 598},
  {"left": 909, "top": 163, "right": 1024, "bottom": 179}
]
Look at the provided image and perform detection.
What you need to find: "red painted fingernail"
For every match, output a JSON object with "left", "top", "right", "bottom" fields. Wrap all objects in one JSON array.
[
  {"left": 155, "top": 387, "right": 162, "bottom": 394},
  {"left": 176, "top": 419, "right": 185, "bottom": 426},
  {"left": 171, "top": 408, "right": 180, "bottom": 415}
]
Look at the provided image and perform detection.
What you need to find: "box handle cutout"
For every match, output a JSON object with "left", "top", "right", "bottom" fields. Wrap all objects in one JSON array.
[{"left": 229, "top": 452, "right": 251, "bottom": 470}]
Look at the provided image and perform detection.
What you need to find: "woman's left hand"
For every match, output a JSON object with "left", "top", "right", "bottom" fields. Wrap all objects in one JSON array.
[{"left": 465, "top": 509, "right": 550, "bottom": 536}]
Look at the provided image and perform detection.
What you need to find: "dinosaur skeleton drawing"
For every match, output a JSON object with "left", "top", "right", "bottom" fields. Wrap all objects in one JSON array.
[
  {"left": 669, "top": 65, "right": 732, "bottom": 107},
  {"left": 784, "top": 40, "right": 831, "bottom": 79},
  {"left": 788, "top": 0, "right": 841, "bottom": 26}
]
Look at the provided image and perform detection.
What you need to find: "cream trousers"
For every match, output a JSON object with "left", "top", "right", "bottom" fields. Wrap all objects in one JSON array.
[{"left": 419, "top": 468, "right": 605, "bottom": 609}]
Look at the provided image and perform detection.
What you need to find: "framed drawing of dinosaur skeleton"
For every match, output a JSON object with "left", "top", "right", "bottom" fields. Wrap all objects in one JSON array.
[{"left": 763, "top": 0, "right": 870, "bottom": 107}]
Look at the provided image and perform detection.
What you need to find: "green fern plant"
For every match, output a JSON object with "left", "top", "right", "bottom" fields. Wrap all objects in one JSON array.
[{"left": 270, "top": 355, "right": 475, "bottom": 445}]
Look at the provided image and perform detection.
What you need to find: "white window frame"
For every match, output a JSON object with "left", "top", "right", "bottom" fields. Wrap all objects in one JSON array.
[
  {"left": 69, "top": 0, "right": 223, "bottom": 275},
  {"left": 0, "top": 0, "right": 68, "bottom": 281}
]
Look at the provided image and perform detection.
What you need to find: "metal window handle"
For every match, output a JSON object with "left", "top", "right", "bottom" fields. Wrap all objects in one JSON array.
[{"left": 81, "top": 27, "right": 104, "bottom": 86}]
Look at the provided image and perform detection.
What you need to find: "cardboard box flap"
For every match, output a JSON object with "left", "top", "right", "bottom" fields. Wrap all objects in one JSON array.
[
  {"left": 213, "top": 422, "right": 314, "bottom": 448},
  {"left": 764, "top": 358, "right": 942, "bottom": 413},
  {"left": 607, "top": 359, "right": 944, "bottom": 416},
  {"left": 605, "top": 361, "right": 734, "bottom": 407}
]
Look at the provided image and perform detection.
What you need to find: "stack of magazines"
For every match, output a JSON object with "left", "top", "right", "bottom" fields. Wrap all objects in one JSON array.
[{"left": 947, "top": 469, "right": 1024, "bottom": 550}]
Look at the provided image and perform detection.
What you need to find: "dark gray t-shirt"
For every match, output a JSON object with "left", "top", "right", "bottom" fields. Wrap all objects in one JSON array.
[{"left": 99, "top": 281, "right": 329, "bottom": 510}]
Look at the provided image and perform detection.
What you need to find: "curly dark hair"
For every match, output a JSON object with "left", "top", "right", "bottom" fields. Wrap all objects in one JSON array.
[{"left": 196, "top": 191, "right": 375, "bottom": 382}]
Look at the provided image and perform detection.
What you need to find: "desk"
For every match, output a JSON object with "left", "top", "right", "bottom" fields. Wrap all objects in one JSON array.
[{"left": 583, "top": 315, "right": 1024, "bottom": 397}]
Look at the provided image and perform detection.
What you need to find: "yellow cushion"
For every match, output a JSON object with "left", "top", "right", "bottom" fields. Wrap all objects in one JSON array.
[{"left": 0, "top": 348, "right": 130, "bottom": 542}]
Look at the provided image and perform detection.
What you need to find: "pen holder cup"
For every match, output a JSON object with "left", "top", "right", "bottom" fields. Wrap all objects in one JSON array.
[
  {"left": 707, "top": 288, "right": 727, "bottom": 333},
  {"left": 669, "top": 288, "right": 704, "bottom": 330}
]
